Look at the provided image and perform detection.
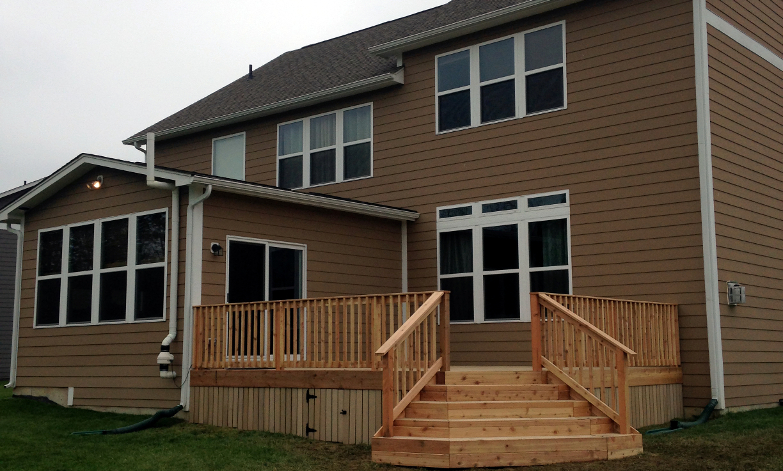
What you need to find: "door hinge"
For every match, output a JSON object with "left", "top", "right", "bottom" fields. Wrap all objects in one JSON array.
[
  {"left": 306, "top": 423, "right": 317, "bottom": 434},
  {"left": 306, "top": 390, "right": 318, "bottom": 402}
]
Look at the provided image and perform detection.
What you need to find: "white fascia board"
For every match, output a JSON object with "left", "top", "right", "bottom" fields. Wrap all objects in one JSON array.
[
  {"left": 123, "top": 70, "right": 405, "bottom": 146},
  {"left": 705, "top": 10, "right": 783, "bottom": 72},
  {"left": 368, "top": 0, "right": 583, "bottom": 58},
  {"left": 693, "top": 0, "right": 726, "bottom": 410},
  {"left": 192, "top": 175, "right": 419, "bottom": 222},
  {"left": 0, "top": 155, "right": 193, "bottom": 224}
]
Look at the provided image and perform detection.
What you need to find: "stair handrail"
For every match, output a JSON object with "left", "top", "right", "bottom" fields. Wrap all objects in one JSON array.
[
  {"left": 531, "top": 293, "right": 636, "bottom": 434},
  {"left": 376, "top": 291, "right": 450, "bottom": 437}
]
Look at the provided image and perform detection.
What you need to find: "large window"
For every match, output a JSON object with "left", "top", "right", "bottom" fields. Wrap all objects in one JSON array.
[
  {"left": 277, "top": 104, "right": 372, "bottom": 189},
  {"left": 212, "top": 133, "right": 246, "bottom": 180},
  {"left": 35, "top": 210, "right": 168, "bottom": 327},
  {"left": 437, "top": 192, "right": 570, "bottom": 323},
  {"left": 436, "top": 22, "right": 566, "bottom": 133}
]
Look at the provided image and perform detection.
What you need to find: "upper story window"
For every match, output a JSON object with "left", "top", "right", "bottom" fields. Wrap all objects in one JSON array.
[
  {"left": 436, "top": 22, "right": 566, "bottom": 133},
  {"left": 35, "top": 209, "right": 168, "bottom": 327},
  {"left": 277, "top": 104, "right": 372, "bottom": 189},
  {"left": 212, "top": 133, "right": 245, "bottom": 180}
]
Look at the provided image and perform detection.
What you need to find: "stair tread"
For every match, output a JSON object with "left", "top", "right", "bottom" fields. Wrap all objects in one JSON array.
[
  {"left": 396, "top": 416, "right": 610, "bottom": 424},
  {"left": 380, "top": 433, "right": 636, "bottom": 442},
  {"left": 411, "top": 399, "right": 588, "bottom": 405}
]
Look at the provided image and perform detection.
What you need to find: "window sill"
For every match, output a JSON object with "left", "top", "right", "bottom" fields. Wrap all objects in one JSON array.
[
  {"left": 436, "top": 105, "right": 567, "bottom": 135},
  {"left": 33, "top": 317, "right": 167, "bottom": 329},
  {"left": 284, "top": 173, "right": 373, "bottom": 191}
]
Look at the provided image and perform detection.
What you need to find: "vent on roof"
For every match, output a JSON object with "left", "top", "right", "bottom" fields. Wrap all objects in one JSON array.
[{"left": 248, "top": 64, "right": 253, "bottom": 79}]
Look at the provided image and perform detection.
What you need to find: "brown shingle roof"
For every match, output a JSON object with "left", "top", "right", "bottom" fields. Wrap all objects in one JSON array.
[{"left": 124, "top": 0, "right": 530, "bottom": 142}]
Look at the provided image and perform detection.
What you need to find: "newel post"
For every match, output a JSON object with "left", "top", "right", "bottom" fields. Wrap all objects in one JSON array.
[
  {"left": 530, "top": 293, "right": 542, "bottom": 372},
  {"left": 616, "top": 350, "right": 631, "bottom": 434},
  {"left": 439, "top": 292, "right": 450, "bottom": 371},
  {"left": 381, "top": 350, "right": 395, "bottom": 437}
]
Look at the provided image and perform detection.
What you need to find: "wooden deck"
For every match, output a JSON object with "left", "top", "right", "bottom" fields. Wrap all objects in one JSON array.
[{"left": 189, "top": 291, "right": 680, "bottom": 466}]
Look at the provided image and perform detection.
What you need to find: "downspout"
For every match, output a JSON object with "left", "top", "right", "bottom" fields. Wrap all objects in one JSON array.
[
  {"left": 133, "top": 132, "right": 181, "bottom": 379},
  {"left": 181, "top": 184, "right": 212, "bottom": 403},
  {"left": 3, "top": 219, "right": 23, "bottom": 389}
]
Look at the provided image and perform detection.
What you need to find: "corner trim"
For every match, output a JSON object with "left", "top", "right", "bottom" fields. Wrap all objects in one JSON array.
[
  {"left": 368, "top": 0, "right": 583, "bottom": 58},
  {"left": 705, "top": 10, "right": 783, "bottom": 72},
  {"left": 123, "top": 70, "right": 405, "bottom": 145},
  {"left": 693, "top": 0, "right": 725, "bottom": 409}
]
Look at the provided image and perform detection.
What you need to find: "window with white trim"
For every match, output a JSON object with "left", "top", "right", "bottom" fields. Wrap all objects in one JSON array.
[
  {"left": 226, "top": 237, "right": 306, "bottom": 303},
  {"left": 277, "top": 104, "right": 373, "bottom": 189},
  {"left": 35, "top": 210, "right": 168, "bottom": 327},
  {"left": 436, "top": 22, "right": 566, "bottom": 133},
  {"left": 437, "top": 191, "right": 571, "bottom": 323},
  {"left": 212, "top": 133, "right": 246, "bottom": 180}
]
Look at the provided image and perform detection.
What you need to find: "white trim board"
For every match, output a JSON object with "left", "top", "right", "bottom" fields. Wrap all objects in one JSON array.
[
  {"left": 693, "top": 0, "right": 725, "bottom": 410},
  {"left": 705, "top": 10, "right": 783, "bottom": 72}
]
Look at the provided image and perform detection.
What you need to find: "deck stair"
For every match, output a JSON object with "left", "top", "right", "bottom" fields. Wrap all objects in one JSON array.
[{"left": 372, "top": 370, "right": 642, "bottom": 468}]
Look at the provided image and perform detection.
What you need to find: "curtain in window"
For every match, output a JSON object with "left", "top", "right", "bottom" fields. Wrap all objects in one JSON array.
[
  {"left": 279, "top": 121, "right": 303, "bottom": 155},
  {"left": 541, "top": 219, "right": 567, "bottom": 267},
  {"left": 343, "top": 106, "right": 371, "bottom": 142},
  {"left": 439, "top": 230, "right": 473, "bottom": 275},
  {"left": 310, "top": 114, "right": 336, "bottom": 150}
]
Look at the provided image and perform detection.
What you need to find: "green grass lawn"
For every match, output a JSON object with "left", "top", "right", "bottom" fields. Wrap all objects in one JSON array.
[{"left": 1, "top": 387, "right": 781, "bottom": 470}]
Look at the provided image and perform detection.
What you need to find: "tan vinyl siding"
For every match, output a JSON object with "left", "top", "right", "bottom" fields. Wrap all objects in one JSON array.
[
  {"left": 707, "top": 27, "right": 783, "bottom": 409},
  {"left": 199, "top": 191, "right": 402, "bottom": 306},
  {"left": 156, "top": 0, "right": 707, "bottom": 406},
  {"left": 706, "top": 0, "right": 783, "bottom": 60},
  {"left": 17, "top": 168, "right": 184, "bottom": 410}
]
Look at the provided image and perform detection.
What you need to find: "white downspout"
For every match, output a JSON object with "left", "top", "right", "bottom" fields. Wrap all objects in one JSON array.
[
  {"left": 180, "top": 184, "right": 212, "bottom": 404},
  {"left": 3, "top": 218, "right": 24, "bottom": 389},
  {"left": 132, "top": 132, "right": 181, "bottom": 379}
]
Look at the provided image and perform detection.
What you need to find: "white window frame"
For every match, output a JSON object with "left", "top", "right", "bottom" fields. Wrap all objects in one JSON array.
[
  {"left": 212, "top": 132, "right": 246, "bottom": 180},
  {"left": 225, "top": 236, "right": 308, "bottom": 303},
  {"left": 33, "top": 208, "right": 169, "bottom": 328},
  {"left": 276, "top": 103, "right": 373, "bottom": 189},
  {"left": 224, "top": 236, "right": 308, "bottom": 362},
  {"left": 435, "top": 20, "right": 567, "bottom": 134},
  {"left": 436, "top": 190, "right": 571, "bottom": 324}
]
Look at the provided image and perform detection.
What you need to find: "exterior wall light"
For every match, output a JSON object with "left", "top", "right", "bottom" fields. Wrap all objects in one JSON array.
[
  {"left": 86, "top": 175, "right": 104, "bottom": 190},
  {"left": 210, "top": 242, "right": 223, "bottom": 256}
]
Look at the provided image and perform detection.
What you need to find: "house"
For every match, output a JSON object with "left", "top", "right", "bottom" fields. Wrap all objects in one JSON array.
[
  {"left": 2, "top": 0, "right": 781, "bottom": 467},
  {"left": 0, "top": 181, "right": 39, "bottom": 383}
]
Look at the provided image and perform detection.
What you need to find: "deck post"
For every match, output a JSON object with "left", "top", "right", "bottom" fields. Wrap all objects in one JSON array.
[
  {"left": 439, "top": 292, "right": 450, "bottom": 371},
  {"left": 274, "top": 304, "right": 282, "bottom": 370},
  {"left": 616, "top": 350, "right": 631, "bottom": 434},
  {"left": 530, "top": 293, "right": 542, "bottom": 372},
  {"left": 382, "top": 350, "right": 395, "bottom": 437}
]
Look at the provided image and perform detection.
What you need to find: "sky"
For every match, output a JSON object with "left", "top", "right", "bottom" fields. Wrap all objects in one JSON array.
[{"left": 0, "top": 0, "right": 450, "bottom": 192}]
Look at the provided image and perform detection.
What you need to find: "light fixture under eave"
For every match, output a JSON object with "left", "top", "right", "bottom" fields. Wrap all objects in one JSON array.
[{"left": 86, "top": 175, "right": 103, "bottom": 190}]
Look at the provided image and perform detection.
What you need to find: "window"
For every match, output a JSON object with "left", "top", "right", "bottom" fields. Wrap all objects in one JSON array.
[
  {"left": 212, "top": 133, "right": 245, "bottom": 180},
  {"left": 277, "top": 104, "right": 372, "bottom": 189},
  {"left": 226, "top": 238, "right": 305, "bottom": 303},
  {"left": 437, "top": 192, "right": 570, "bottom": 323},
  {"left": 436, "top": 22, "right": 566, "bottom": 133},
  {"left": 34, "top": 210, "right": 168, "bottom": 327}
]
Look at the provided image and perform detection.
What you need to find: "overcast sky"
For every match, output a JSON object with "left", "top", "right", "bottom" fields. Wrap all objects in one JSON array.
[{"left": 0, "top": 0, "right": 449, "bottom": 192}]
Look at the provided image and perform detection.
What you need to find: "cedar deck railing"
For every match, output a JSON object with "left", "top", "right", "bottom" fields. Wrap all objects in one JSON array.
[
  {"left": 192, "top": 291, "right": 439, "bottom": 370},
  {"left": 546, "top": 294, "right": 680, "bottom": 367},
  {"left": 376, "top": 291, "right": 450, "bottom": 437},
  {"left": 531, "top": 293, "right": 680, "bottom": 434}
]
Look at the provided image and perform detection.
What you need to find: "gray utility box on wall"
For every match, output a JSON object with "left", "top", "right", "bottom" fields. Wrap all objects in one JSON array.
[{"left": 727, "top": 281, "right": 746, "bottom": 306}]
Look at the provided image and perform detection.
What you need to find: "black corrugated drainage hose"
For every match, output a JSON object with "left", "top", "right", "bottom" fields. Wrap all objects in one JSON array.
[
  {"left": 72, "top": 404, "right": 183, "bottom": 435},
  {"left": 645, "top": 399, "right": 718, "bottom": 435}
]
